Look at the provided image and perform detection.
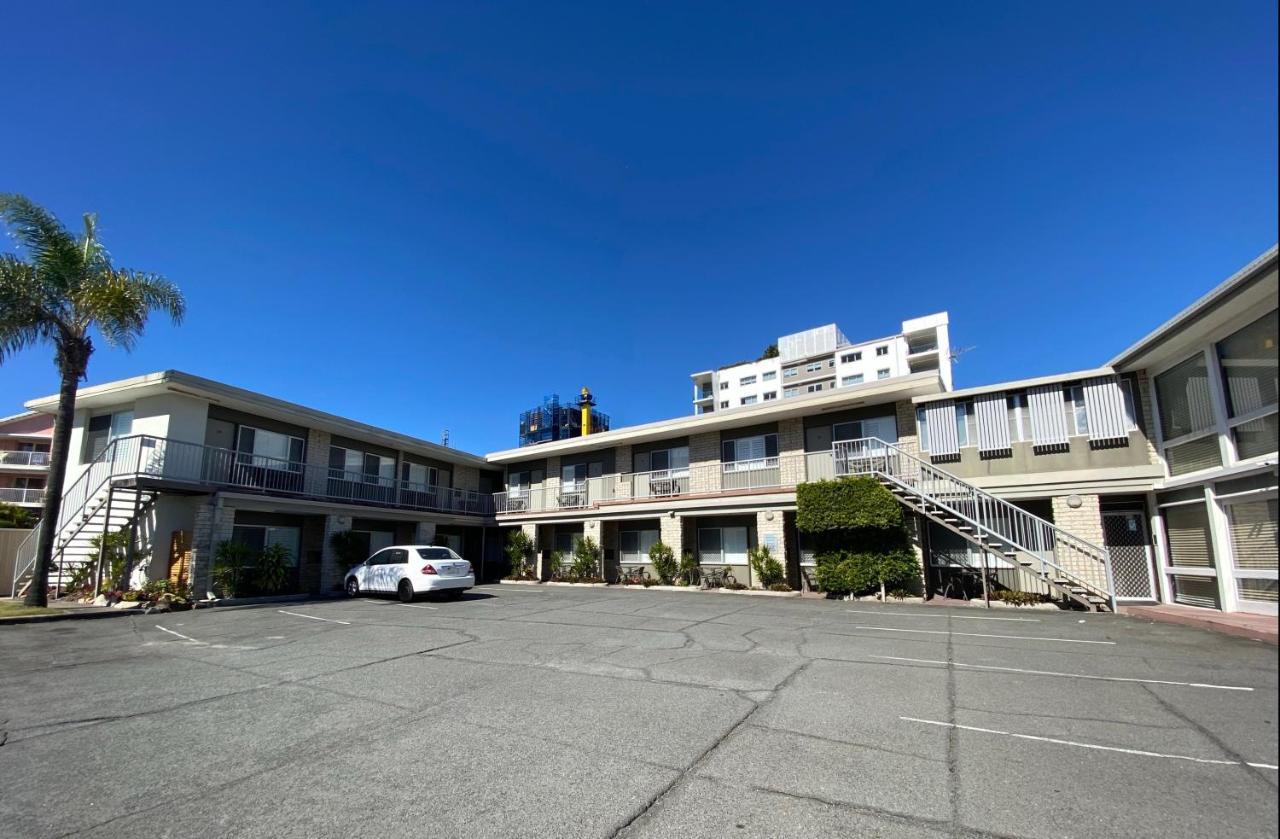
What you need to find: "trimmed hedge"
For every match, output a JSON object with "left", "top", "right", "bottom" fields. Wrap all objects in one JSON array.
[
  {"left": 815, "top": 549, "right": 918, "bottom": 597},
  {"left": 796, "top": 478, "right": 903, "bottom": 532}
]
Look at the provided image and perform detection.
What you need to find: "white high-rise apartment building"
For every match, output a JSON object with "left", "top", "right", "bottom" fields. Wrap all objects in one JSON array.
[{"left": 690, "top": 313, "right": 952, "bottom": 414}]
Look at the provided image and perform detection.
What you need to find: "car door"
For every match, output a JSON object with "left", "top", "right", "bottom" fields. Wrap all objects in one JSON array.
[
  {"left": 382, "top": 548, "right": 408, "bottom": 592},
  {"left": 361, "top": 550, "right": 386, "bottom": 592}
]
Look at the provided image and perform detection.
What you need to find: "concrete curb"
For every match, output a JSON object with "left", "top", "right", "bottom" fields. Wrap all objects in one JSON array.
[
  {"left": 0, "top": 593, "right": 319, "bottom": 627},
  {"left": 498, "top": 580, "right": 801, "bottom": 597}
]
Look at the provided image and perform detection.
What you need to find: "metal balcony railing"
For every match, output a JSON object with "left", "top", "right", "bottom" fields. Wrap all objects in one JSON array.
[
  {"left": 0, "top": 487, "right": 44, "bottom": 504},
  {"left": 0, "top": 450, "right": 51, "bottom": 467}
]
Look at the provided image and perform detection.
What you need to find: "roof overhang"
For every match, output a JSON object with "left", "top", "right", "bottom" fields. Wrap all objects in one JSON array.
[
  {"left": 486, "top": 371, "right": 944, "bottom": 463},
  {"left": 1108, "top": 245, "right": 1278, "bottom": 372},
  {"left": 24, "top": 370, "right": 492, "bottom": 469}
]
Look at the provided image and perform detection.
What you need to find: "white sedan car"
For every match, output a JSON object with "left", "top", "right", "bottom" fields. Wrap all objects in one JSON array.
[{"left": 345, "top": 544, "right": 474, "bottom": 602}]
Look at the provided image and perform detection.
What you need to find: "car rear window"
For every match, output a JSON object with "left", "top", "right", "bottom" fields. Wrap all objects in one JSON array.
[{"left": 417, "top": 548, "right": 453, "bottom": 560}]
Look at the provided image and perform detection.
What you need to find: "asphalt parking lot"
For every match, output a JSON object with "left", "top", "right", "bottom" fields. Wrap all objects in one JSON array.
[{"left": 1, "top": 586, "right": 1276, "bottom": 839}]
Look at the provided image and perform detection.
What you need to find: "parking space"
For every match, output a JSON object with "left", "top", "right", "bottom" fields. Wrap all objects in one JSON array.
[{"left": 0, "top": 586, "right": 1276, "bottom": 838}]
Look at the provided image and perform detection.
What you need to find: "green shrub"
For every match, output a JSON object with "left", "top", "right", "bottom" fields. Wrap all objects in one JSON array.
[
  {"left": 254, "top": 543, "right": 292, "bottom": 594},
  {"left": 0, "top": 501, "right": 35, "bottom": 528},
  {"left": 504, "top": 530, "right": 535, "bottom": 579},
  {"left": 815, "top": 549, "right": 918, "bottom": 599},
  {"left": 211, "top": 540, "right": 254, "bottom": 598},
  {"left": 330, "top": 529, "right": 367, "bottom": 570},
  {"left": 678, "top": 550, "right": 699, "bottom": 586},
  {"left": 649, "top": 541, "right": 678, "bottom": 585},
  {"left": 88, "top": 531, "right": 132, "bottom": 592},
  {"left": 546, "top": 550, "right": 566, "bottom": 580},
  {"left": 796, "top": 478, "right": 903, "bottom": 533},
  {"left": 748, "top": 545, "right": 785, "bottom": 589},
  {"left": 569, "top": 536, "right": 602, "bottom": 581},
  {"left": 993, "top": 589, "right": 1049, "bottom": 607}
]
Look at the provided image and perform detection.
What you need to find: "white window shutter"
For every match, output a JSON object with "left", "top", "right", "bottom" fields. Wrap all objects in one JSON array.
[
  {"left": 1028, "top": 385, "right": 1069, "bottom": 446},
  {"left": 975, "top": 392, "right": 1011, "bottom": 452},
  {"left": 923, "top": 401, "right": 959, "bottom": 456},
  {"left": 1083, "top": 376, "right": 1129, "bottom": 442}
]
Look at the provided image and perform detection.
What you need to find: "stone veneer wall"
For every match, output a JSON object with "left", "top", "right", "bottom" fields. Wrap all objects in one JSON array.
[
  {"left": 1050, "top": 493, "right": 1108, "bottom": 591},
  {"left": 778, "top": 418, "right": 805, "bottom": 486},
  {"left": 191, "top": 497, "right": 235, "bottom": 598}
]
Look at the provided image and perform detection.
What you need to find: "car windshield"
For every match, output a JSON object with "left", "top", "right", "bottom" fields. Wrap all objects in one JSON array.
[{"left": 417, "top": 547, "right": 457, "bottom": 560}]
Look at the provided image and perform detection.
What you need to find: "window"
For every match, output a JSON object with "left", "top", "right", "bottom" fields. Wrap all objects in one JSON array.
[
  {"left": 647, "top": 446, "right": 689, "bottom": 475},
  {"left": 877, "top": 369, "right": 890, "bottom": 380},
  {"left": 954, "top": 402, "right": 974, "bottom": 447},
  {"left": 720, "top": 401, "right": 729, "bottom": 409},
  {"left": 722, "top": 434, "right": 778, "bottom": 469},
  {"left": 620, "top": 529, "right": 659, "bottom": 564},
  {"left": 739, "top": 375, "right": 757, "bottom": 386},
  {"left": 763, "top": 391, "right": 777, "bottom": 401},
  {"left": 1066, "top": 386, "right": 1089, "bottom": 435},
  {"left": 832, "top": 416, "right": 897, "bottom": 443},
  {"left": 329, "top": 445, "right": 392, "bottom": 483},
  {"left": 231, "top": 524, "right": 300, "bottom": 568},
  {"left": 841, "top": 351, "right": 862, "bottom": 363},
  {"left": 805, "top": 361, "right": 824, "bottom": 373},
  {"left": 806, "top": 382, "right": 824, "bottom": 393},
  {"left": 784, "top": 367, "right": 799, "bottom": 378},
  {"left": 698, "top": 526, "right": 749, "bottom": 565},
  {"left": 82, "top": 410, "right": 134, "bottom": 463},
  {"left": 783, "top": 388, "right": 799, "bottom": 398},
  {"left": 875, "top": 346, "right": 889, "bottom": 356},
  {"left": 1154, "top": 353, "right": 1216, "bottom": 442},
  {"left": 240, "top": 426, "right": 305, "bottom": 469},
  {"left": 562, "top": 462, "right": 601, "bottom": 488},
  {"left": 916, "top": 407, "right": 930, "bottom": 452},
  {"left": 1006, "top": 393, "right": 1028, "bottom": 443},
  {"left": 417, "top": 547, "right": 459, "bottom": 560},
  {"left": 401, "top": 461, "right": 440, "bottom": 488},
  {"left": 828, "top": 358, "right": 836, "bottom": 368},
  {"left": 720, "top": 381, "right": 729, "bottom": 390},
  {"left": 1217, "top": 310, "right": 1278, "bottom": 461},
  {"left": 841, "top": 374, "right": 864, "bottom": 386},
  {"left": 762, "top": 370, "right": 777, "bottom": 382},
  {"left": 740, "top": 395, "right": 758, "bottom": 406}
]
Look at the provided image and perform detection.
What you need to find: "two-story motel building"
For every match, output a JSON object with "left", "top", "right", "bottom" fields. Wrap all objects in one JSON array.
[{"left": 10, "top": 246, "right": 1277, "bottom": 615}]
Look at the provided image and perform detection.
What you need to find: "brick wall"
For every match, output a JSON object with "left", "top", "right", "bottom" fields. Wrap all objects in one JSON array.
[
  {"left": 688, "top": 432, "right": 720, "bottom": 494},
  {"left": 755, "top": 510, "right": 786, "bottom": 588},
  {"left": 614, "top": 445, "right": 633, "bottom": 500},
  {"left": 1050, "top": 493, "right": 1108, "bottom": 591},
  {"left": 191, "top": 498, "right": 236, "bottom": 598},
  {"left": 305, "top": 429, "right": 331, "bottom": 496},
  {"left": 778, "top": 418, "right": 805, "bottom": 486},
  {"left": 895, "top": 399, "right": 919, "bottom": 458},
  {"left": 454, "top": 465, "right": 480, "bottom": 493},
  {"left": 320, "top": 513, "right": 354, "bottom": 592},
  {"left": 660, "top": 514, "right": 684, "bottom": 555}
]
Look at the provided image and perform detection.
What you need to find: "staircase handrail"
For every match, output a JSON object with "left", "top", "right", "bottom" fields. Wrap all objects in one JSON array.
[
  {"left": 9, "top": 436, "right": 144, "bottom": 597},
  {"left": 833, "top": 437, "right": 1116, "bottom": 609}
]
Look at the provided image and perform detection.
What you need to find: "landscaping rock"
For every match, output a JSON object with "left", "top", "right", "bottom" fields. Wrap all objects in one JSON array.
[
  {"left": 92, "top": 594, "right": 109, "bottom": 607},
  {"left": 110, "top": 600, "right": 141, "bottom": 610}
]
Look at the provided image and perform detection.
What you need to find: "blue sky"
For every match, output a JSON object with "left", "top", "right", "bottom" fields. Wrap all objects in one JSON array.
[{"left": 2, "top": 1, "right": 1276, "bottom": 453}]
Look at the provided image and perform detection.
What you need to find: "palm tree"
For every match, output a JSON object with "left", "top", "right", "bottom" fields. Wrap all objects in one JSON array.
[{"left": 0, "top": 195, "right": 184, "bottom": 606}]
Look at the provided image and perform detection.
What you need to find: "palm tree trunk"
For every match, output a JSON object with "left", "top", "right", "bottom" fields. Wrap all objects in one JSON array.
[{"left": 26, "top": 362, "right": 81, "bottom": 606}]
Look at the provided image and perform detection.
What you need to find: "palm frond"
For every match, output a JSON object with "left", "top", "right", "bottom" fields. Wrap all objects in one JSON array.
[
  {"left": 0, "top": 194, "right": 82, "bottom": 283},
  {"left": 76, "top": 268, "right": 186, "bottom": 350},
  {"left": 0, "top": 254, "right": 60, "bottom": 363}
]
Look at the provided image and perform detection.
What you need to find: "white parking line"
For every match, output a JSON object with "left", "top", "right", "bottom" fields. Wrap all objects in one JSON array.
[
  {"left": 400, "top": 603, "right": 438, "bottom": 610},
  {"left": 854, "top": 626, "right": 1115, "bottom": 645},
  {"left": 155, "top": 625, "right": 204, "bottom": 644},
  {"left": 278, "top": 610, "right": 351, "bottom": 625},
  {"left": 900, "top": 717, "right": 1278, "bottom": 770},
  {"left": 871, "top": 655, "right": 1254, "bottom": 691},
  {"left": 847, "top": 609, "right": 1040, "bottom": 623}
]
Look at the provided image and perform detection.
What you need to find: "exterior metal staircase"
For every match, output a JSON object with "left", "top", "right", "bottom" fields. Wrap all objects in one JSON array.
[
  {"left": 834, "top": 438, "right": 1116, "bottom": 611},
  {"left": 10, "top": 437, "right": 158, "bottom": 599}
]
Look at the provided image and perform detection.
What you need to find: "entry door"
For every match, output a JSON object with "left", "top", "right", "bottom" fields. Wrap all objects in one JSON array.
[{"left": 1103, "top": 511, "right": 1157, "bottom": 601}]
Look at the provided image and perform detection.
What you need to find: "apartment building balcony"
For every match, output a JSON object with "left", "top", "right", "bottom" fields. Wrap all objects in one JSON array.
[
  {"left": 80, "top": 435, "right": 494, "bottom": 517},
  {"left": 0, "top": 450, "right": 51, "bottom": 468},
  {"left": 0, "top": 487, "right": 44, "bottom": 506},
  {"left": 494, "top": 455, "right": 807, "bottom": 517}
]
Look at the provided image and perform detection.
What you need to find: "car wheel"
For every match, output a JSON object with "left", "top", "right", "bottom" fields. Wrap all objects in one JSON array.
[
  {"left": 398, "top": 580, "right": 416, "bottom": 603},
  {"left": 345, "top": 577, "right": 359, "bottom": 597}
]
